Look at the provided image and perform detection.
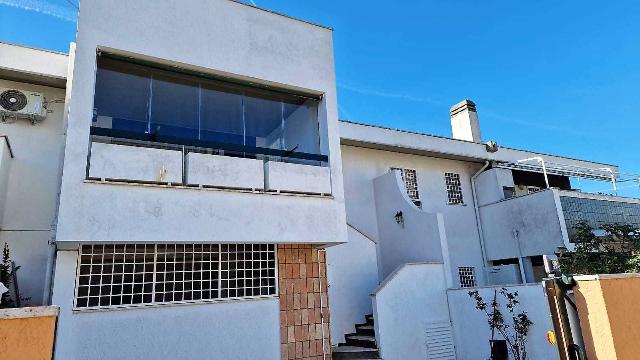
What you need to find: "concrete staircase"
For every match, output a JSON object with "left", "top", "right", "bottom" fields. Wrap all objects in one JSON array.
[{"left": 332, "top": 314, "right": 381, "bottom": 359}]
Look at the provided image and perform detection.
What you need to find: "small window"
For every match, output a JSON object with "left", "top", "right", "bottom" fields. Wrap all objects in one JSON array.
[
  {"left": 527, "top": 186, "right": 542, "bottom": 194},
  {"left": 502, "top": 186, "right": 516, "bottom": 199},
  {"left": 75, "top": 243, "right": 277, "bottom": 310},
  {"left": 392, "top": 168, "right": 421, "bottom": 208},
  {"left": 445, "top": 172, "right": 464, "bottom": 205},
  {"left": 458, "top": 267, "right": 477, "bottom": 288}
]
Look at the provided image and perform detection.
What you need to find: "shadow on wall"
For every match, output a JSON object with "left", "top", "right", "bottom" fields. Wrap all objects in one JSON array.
[{"left": 373, "top": 170, "right": 446, "bottom": 279}]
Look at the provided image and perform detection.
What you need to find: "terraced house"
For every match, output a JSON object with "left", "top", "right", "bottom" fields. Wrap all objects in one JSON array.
[{"left": 0, "top": 1, "right": 638, "bottom": 359}]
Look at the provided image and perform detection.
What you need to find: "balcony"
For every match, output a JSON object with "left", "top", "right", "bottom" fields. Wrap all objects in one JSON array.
[
  {"left": 0, "top": 135, "right": 13, "bottom": 226},
  {"left": 86, "top": 53, "right": 331, "bottom": 195},
  {"left": 479, "top": 188, "right": 640, "bottom": 261}
]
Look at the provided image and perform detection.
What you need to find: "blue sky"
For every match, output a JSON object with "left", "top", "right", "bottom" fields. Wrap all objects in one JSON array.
[{"left": 1, "top": 0, "right": 638, "bottom": 194}]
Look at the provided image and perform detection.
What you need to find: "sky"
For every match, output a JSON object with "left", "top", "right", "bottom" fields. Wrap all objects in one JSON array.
[{"left": 1, "top": 0, "right": 639, "bottom": 195}]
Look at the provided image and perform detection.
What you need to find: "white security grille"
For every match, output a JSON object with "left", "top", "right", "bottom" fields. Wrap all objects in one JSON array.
[
  {"left": 392, "top": 168, "right": 422, "bottom": 208},
  {"left": 445, "top": 172, "right": 464, "bottom": 205},
  {"left": 458, "top": 267, "right": 476, "bottom": 288},
  {"left": 75, "top": 243, "right": 277, "bottom": 309}
]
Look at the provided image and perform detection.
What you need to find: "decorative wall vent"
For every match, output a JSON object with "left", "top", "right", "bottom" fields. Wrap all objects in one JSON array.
[
  {"left": 445, "top": 172, "right": 464, "bottom": 205},
  {"left": 458, "top": 266, "right": 477, "bottom": 288},
  {"left": 392, "top": 167, "right": 422, "bottom": 208}
]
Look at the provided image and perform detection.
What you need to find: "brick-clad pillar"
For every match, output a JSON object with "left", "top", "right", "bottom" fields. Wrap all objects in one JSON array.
[{"left": 278, "top": 244, "right": 332, "bottom": 360}]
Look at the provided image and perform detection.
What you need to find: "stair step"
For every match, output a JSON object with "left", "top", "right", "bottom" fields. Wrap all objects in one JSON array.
[
  {"left": 332, "top": 346, "right": 380, "bottom": 360},
  {"left": 345, "top": 334, "right": 377, "bottom": 349},
  {"left": 365, "top": 314, "right": 374, "bottom": 325},
  {"left": 355, "top": 324, "right": 375, "bottom": 336}
]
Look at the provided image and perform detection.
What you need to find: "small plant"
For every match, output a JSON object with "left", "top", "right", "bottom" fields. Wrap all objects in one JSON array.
[
  {"left": 468, "top": 288, "right": 533, "bottom": 360},
  {"left": 0, "top": 243, "right": 22, "bottom": 308}
]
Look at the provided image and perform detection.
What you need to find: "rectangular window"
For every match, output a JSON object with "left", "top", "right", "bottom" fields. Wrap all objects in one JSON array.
[
  {"left": 74, "top": 243, "right": 277, "bottom": 310},
  {"left": 392, "top": 168, "right": 421, "bottom": 208},
  {"left": 458, "top": 267, "right": 477, "bottom": 288},
  {"left": 92, "top": 55, "right": 325, "bottom": 164},
  {"left": 445, "top": 172, "right": 464, "bottom": 205}
]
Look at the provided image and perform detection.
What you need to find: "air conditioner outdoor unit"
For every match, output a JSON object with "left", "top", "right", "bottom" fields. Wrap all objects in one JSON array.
[{"left": 0, "top": 88, "right": 47, "bottom": 123}]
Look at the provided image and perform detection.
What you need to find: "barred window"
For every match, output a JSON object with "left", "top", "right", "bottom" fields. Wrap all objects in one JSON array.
[
  {"left": 75, "top": 243, "right": 277, "bottom": 309},
  {"left": 392, "top": 168, "right": 422, "bottom": 208},
  {"left": 458, "top": 267, "right": 477, "bottom": 288},
  {"left": 445, "top": 172, "right": 464, "bottom": 205}
]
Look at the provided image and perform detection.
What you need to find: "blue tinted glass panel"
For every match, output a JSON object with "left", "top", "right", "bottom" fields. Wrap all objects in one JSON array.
[
  {"left": 283, "top": 99, "right": 319, "bottom": 155},
  {"left": 560, "top": 196, "right": 640, "bottom": 242},
  {"left": 244, "top": 91, "right": 282, "bottom": 150},
  {"left": 93, "top": 59, "right": 150, "bottom": 133},
  {"left": 200, "top": 83, "right": 244, "bottom": 145},
  {"left": 150, "top": 73, "right": 199, "bottom": 140}
]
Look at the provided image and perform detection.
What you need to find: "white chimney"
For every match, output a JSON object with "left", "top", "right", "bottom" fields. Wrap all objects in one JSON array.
[{"left": 450, "top": 100, "right": 482, "bottom": 143}]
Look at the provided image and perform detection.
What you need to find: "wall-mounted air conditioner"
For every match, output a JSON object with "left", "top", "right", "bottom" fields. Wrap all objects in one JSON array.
[{"left": 0, "top": 88, "right": 47, "bottom": 123}]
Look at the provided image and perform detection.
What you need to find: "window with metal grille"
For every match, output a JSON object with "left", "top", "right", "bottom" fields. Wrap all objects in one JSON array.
[
  {"left": 458, "top": 267, "right": 477, "bottom": 288},
  {"left": 392, "top": 168, "right": 422, "bottom": 208},
  {"left": 445, "top": 172, "right": 464, "bottom": 205},
  {"left": 74, "top": 243, "right": 277, "bottom": 309}
]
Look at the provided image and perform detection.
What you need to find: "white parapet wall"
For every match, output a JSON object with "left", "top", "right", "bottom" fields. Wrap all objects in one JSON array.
[
  {"left": 447, "top": 284, "right": 560, "bottom": 360},
  {"left": 373, "top": 171, "right": 445, "bottom": 279},
  {"left": 186, "top": 152, "right": 264, "bottom": 190},
  {"left": 372, "top": 262, "right": 456, "bottom": 360},
  {"left": 89, "top": 142, "right": 183, "bottom": 183},
  {"left": 479, "top": 189, "right": 566, "bottom": 261},
  {"left": 266, "top": 161, "right": 331, "bottom": 194}
]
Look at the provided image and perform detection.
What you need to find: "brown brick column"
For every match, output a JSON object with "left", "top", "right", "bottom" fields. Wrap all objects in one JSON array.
[{"left": 278, "top": 244, "right": 332, "bottom": 360}]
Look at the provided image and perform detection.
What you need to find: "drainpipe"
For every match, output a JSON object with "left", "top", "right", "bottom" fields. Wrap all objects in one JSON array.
[
  {"left": 42, "top": 240, "right": 56, "bottom": 305},
  {"left": 471, "top": 161, "right": 491, "bottom": 283}
]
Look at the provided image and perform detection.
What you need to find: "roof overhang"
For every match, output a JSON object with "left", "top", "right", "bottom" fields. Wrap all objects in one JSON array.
[
  {"left": 0, "top": 41, "right": 69, "bottom": 88},
  {"left": 339, "top": 120, "right": 619, "bottom": 180}
]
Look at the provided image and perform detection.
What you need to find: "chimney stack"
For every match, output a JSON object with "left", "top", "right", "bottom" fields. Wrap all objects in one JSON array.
[{"left": 450, "top": 100, "right": 482, "bottom": 143}]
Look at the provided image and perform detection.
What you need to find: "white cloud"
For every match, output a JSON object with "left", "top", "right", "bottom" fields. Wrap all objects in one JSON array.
[
  {"left": 337, "top": 82, "right": 444, "bottom": 106},
  {"left": 0, "top": 0, "right": 76, "bottom": 22}
]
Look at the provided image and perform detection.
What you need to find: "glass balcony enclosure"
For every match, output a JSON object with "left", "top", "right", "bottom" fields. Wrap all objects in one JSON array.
[
  {"left": 92, "top": 55, "right": 325, "bottom": 165},
  {"left": 560, "top": 194, "right": 640, "bottom": 242}
]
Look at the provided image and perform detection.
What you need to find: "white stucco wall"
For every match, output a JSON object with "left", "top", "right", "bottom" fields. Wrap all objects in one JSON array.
[
  {"left": 373, "top": 171, "right": 444, "bottom": 279},
  {"left": 266, "top": 161, "right": 331, "bottom": 194},
  {"left": 187, "top": 152, "right": 264, "bottom": 189},
  {"left": 339, "top": 145, "right": 487, "bottom": 286},
  {"left": 89, "top": 143, "right": 183, "bottom": 183},
  {"left": 56, "top": 0, "right": 346, "bottom": 245},
  {"left": 0, "top": 137, "right": 11, "bottom": 226},
  {"left": 447, "top": 284, "right": 560, "bottom": 360},
  {"left": 0, "top": 79, "right": 66, "bottom": 305},
  {"left": 372, "top": 263, "right": 455, "bottom": 360},
  {"left": 326, "top": 227, "right": 379, "bottom": 344},
  {"left": 51, "top": 250, "right": 281, "bottom": 360},
  {"left": 480, "top": 189, "right": 565, "bottom": 261},
  {"left": 475, "top": 167, "right": 515, "bottom": 207}
]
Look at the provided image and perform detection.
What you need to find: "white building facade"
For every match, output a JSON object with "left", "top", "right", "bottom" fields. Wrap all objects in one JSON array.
[{"left": 1, "top": 1, "right": 639, "bottom": 359}]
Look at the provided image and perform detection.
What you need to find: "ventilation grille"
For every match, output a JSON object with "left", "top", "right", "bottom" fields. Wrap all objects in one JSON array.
[
  {"left": 0, "top": 90, "right": 28, "bottom": 112},
  {"left": 424, "top": 322, "right": 456, "bottom": 359}
]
